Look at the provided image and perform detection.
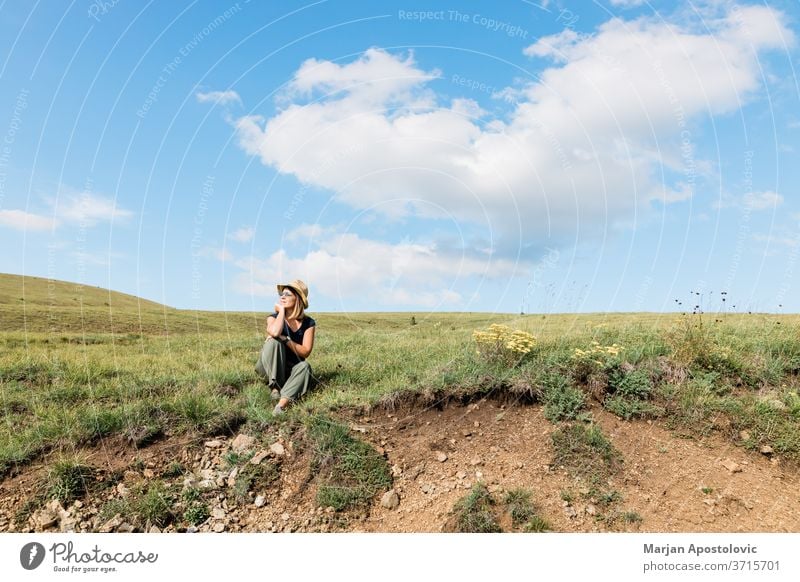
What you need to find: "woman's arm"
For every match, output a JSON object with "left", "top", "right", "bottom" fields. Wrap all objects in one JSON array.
[
  {"left": 285, "top": 326, "right": 315, "bottom": 359},
  {"left": 266, "top": 304, "right": 286, "bottom": 338}
]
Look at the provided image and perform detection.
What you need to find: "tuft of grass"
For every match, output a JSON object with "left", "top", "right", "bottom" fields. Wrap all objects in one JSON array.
[
  {"left": 135, "top": 481, "right": 175, "bottom": 528},
  {"left": 450, "top": 482, "right": 502, "bottom": 533},
  {"left": 232, "top": 462, "right": 279, "bottom": 504},
  {"left": 552, "top": 423, "right": 622, "bottom": 486},
  {"left": 541, "top": 372, "right": 585, "bottom": 422},
  {"left": 503, "top": 488, "right": 536, "bottom": 526},
  {"left": 523, "top": 515, "right": 551, "bottom": 532},
  {"left": 307, "top": 415, "right": 392, "bottom": 512},
  {"left": 45, "top": 457, "right": 96, "bottom": 504}
]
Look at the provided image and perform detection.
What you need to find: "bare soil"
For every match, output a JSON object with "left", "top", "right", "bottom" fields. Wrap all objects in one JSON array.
[{"left": 1, "top": 398, "right": 798, "bottom": 533}]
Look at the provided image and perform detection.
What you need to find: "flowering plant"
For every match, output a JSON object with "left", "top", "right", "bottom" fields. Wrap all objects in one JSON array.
[{"left": 473, "top": 324, "right": 536, "bottom": 365}]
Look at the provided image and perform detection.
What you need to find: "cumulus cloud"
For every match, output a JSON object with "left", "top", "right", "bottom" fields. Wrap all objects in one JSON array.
[
  {"left": 233, "top": 6, "right": 792, "bottom": 261},
  {"left": 54, "top": 191, "right": 133, "bottom": 226},
  {"left": 196, "top": 90, "right": 242, "bottom": 105},
  {"left": 228, "top": 226, "right": 255, "bottom": 243},
  {"left": 0, "top": 209, "right": 56, "bottom": 231},
  {"left": 231, "top": 230, "right": 521, "bottom": 307}
]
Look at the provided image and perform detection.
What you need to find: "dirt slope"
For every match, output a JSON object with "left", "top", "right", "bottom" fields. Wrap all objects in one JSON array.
[{"left": 1, "top": 399, "right": 798, "bottom": 533}]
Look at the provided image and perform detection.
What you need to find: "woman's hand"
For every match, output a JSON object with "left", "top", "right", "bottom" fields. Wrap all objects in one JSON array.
[{"left": 273, "top": 302, "right": 285, "bottom": 313}]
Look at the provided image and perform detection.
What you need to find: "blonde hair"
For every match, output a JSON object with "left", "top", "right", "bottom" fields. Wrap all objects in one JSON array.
[{"left": 285, "top": 289, "right": 306, "bottom": 321}]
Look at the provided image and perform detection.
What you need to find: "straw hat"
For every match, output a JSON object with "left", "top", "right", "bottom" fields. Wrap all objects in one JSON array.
[{"left": 277, "top": 279, "right": 309, "bottom": 308}]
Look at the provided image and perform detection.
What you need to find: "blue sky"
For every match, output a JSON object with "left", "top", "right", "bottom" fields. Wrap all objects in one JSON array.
[{"left": 1, "top": 0, "right": 799, "bottom": 314}]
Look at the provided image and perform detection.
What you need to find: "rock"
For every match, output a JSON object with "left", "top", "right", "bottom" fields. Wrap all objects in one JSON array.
[
  {"left": 470, "top": 457, "right": 483, "bottom": 466},
  {"left": 760, "top": 445, "right": 774, "bottom": 456},
  {"left": 204, "top": 439, "right": 223, "bottom": 449},
  {"left": 475, "top": 471, "right": 483, "bottom": 479},
  {"left": 739, "top": 430, "right": 751, "bottom": 441},
  {"left": 721, "top": 459, "right": 742, "bottom": 473},
  {"left": 435, "top": 451, "right": 448, "bottom": 463},
  {"left": 213, "top": 523, "right": 226, "bottom": 533},
  {"left": 281, "top": 512, "right": 291, "bottom": 522},
  {"left": 462, "top": 430, "right": 472, "bottom": 437},
  {"left": 381, "top": 490, "right": 400, "bottom": 510},
  {"left": 32, "top": 507, "right": 59, "bottom": 531},
  {"left": 186, "top": 526, "right": 198, "bottom": 533},
  {"left": 390, "top": 464, "right": 403, "bottom": 477},
  {"left": 117, "top": 523, "right": 135, "bottom": 533},
  {"left": 270, "top": 442, "right": 286, "bottom": 457},
  {"left": 251, "top": 450, "right": 270, "bottom": 465},
  {"left": 489, "top": 446, "right": 499, "bottom": 454},
  {"left": 585, "top": 504, "right": 597, "bottom": 516},
  {"left": 456, "top": 471, "right": 466, "bottom": 480},
  {"left": 149, "top": 526, "right": 161, "bottom": 533},
  {"left": 99, "top": 514, "right": 122, "bottom": 533},
  {"left": 473, "top": 421, "right": 480, "bottom": 428},
  {"left": 254, "top": 496, "right": 266, "bottom": 508},
  {"left": 564, "top": 506, "right": 577, "bottom": 519},
  {"left": 212, "top": 507, "right": 226, "bottom": 520},
  {"left": 116, "top": 483, "right": 130, "bottom": 498},
  {"left": 421, "top": 483, "right": 434, "bottom": 494},
  {"left": 232, "top": 434, "right": 256, "bottom": 453},
  {"left": 143, "top": 468, "right": 155, "bottom": 479}
]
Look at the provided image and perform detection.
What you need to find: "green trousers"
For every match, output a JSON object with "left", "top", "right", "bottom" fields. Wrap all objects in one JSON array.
[{"left": 255, "top": 337, "right": 313, "bottom": 401}]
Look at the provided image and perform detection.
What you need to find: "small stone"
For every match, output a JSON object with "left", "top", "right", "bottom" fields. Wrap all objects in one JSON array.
[
  {"left": 212, "top": 507, "right": 226, "bottom": 520},
  {"left": 739, "top": 430, "right": 750, "bottom": 441},
  {"left": 213, "top": 523, "right": 226, "bottom": 533},
  {"left": 391, "top": 464, "right": 403, "bottom": 477},
  {"left": 143, "top": 468, "right": 155, "bottom": 479},
  {"left": 421, "top": 483, "right": 433, "bottom": 494},
  {"left": 251, "top": 450, "right": 270, "bottom": 465},
  {"left": 721, "top": 459, "right": 742, "bottom": 473},
  {"left": 149, "top": 526, "right": 161, "bottom": 533},
  {"left": 760, "top": 445, "right": 774, "bottom": 455},
  {"left": 475, "top": 471, "right": 483, "bottom": 479},
  {"left": 470, "top": 457, "right": 483, "bottom": 466},
  {"left": 281, "top": 512, "right": 291, "bottom": 522},
  {"left": 117, "top": 522, "right": 135, "bottom": 533},
  {"left": 462, "top": 430, "right": 472, "bottom": 437},
  {"left": 473, "top": 421, "right": 480, "bottom": 428},
  {"left": 270, "top": 442, "right": 286, "bottom": 457},
  {"left": 73, "top": 500, "right": 83, "bottom": 509},
  {"left": 99, "top": 514, "right": 122, "bottom": 533},
  {"left": 489, "top": 446, "right": 499, "bottom": 454},
  {"left": 254, "top": 496, "right": 266, "bottom": 508},
  {"left": 186, "top": 526, "right": 198, "bottom": 533},
  {"left": 116, "top": 484, "right": 130, "bottom": 498},
  {"left": 435, "top": 451, "right": 448, "bottom": 463},
  {"left": 456, "top": 471, "right": 466, "bottom": 480},
  {"left": 204, "top": 439, "right": 223, "bottom": 449},
  {"left": 585, "top": 504, "right": 597, "bottom": 516},
  {"left": 564, "top": 506, "right": 577, "bottom": 518},
  {"left": 381, "top": 490, "right": 400, "bottom": 510},
  {"left": 232, "top": 434, "right": 256, "bottom": 453}
]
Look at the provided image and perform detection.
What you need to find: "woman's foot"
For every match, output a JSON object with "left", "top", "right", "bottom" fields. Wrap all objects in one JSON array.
[
  {"left": 270, "top": 388, "right": 280, "bottom": 401},
  {"left": 272, "top": 404, "right": 284, "bottom": 415}
]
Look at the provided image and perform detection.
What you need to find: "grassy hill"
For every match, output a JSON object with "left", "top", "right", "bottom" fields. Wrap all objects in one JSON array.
[{"left": 1, "top": 272, "right": 799, "bottom": 533}]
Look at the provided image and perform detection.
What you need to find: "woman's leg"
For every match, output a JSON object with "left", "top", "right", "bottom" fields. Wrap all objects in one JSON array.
[
  {"left": 255, "top": 338, "right": 288, "bottom": 388},
  {"left": 277, "top": 361, "right": 313, "bottom": 407}
]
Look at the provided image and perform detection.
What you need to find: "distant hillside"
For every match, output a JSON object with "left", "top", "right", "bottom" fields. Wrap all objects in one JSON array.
[
  {"left": 0, "top": 273, "right": 169, "bottom": 310},
  {"left": 0, "top": 273, "right": 263, "bottom": 334}
]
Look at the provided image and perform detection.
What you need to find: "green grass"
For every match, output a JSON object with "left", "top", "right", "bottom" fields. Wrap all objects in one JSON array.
[
  {"left": 45, "top": 457, "right": 96, "bottom": 504},
  {"left": 2, "top": 273, "right": 800, "bottom": 482},
  {"left": 552, "top": 423, "right": 622, "bottom": 485},
  {"left": 307, "top": 415, "right": 392, "bottom": 512},
  {"left": 449, "top": 482, "right": 502, "bottom": 533}
]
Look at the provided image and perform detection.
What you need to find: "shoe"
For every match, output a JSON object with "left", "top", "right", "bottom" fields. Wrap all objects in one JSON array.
[
  {"left": 273, "top": 404, "right": 284, "bottom": 415},
  {"left": 270, "top": 389, "right": 280, "bottom": 401}
]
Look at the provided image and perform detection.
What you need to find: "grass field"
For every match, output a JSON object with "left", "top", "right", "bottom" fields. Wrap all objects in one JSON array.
[{"left": 2, "top": 272, "right": 800, "bottom": 480}]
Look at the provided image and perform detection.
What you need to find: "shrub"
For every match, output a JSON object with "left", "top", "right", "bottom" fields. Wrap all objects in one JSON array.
[
  {"left": 473, "top": 324, "right": 536, "bottom": 366},
  {"left": 450, "top": 483, "right": 501, "bottom": 533}
]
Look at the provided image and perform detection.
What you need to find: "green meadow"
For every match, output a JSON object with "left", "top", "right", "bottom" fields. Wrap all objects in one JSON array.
[{"left": 2, "top": 273, "right": 800, "bottom": 478}]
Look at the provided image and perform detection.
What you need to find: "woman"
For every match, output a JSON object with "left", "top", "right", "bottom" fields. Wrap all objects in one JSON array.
[{"left": 255, "top": 279, "right": 316, "bottom": 414}]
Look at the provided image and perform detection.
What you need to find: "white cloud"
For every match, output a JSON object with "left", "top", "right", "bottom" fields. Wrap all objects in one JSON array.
[
  {"left": 231, "top": 231, "right": 523, "bottom": 307},
  {"left": 743, "top": 190, "right": 783, "bottom": 210},
  {"left": 233, "top": 8, "right": 793, "bottom": 259},
  {"left": 199, "top": 246, "right": 233, "bottom": 262},
  {"left": 610, "top": 0, "right": 646, "bottom": 7},
  {"left": 51, "top": 188, "right": 133, "bottom": 226},
  {"left": 0, "top": 209, "right": 56, "bottom": 231},
  {"left": 196, "top": 90, "right": 241, "bottom": 105},
  {"left": 228, "top": 226, "right": 255, "bottom": 243}
]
